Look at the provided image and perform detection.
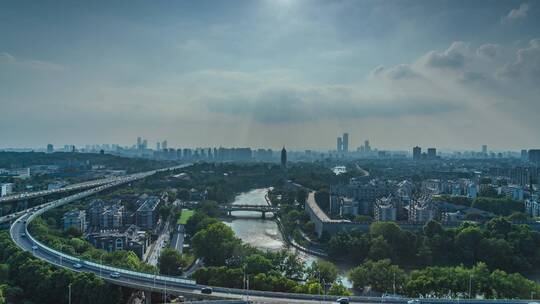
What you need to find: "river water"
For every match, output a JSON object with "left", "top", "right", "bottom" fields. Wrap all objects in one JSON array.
[{"left": 222, "top": 188, "right": 353, "bottom": 287}]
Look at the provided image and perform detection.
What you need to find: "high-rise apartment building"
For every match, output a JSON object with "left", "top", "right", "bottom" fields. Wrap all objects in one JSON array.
[
  {"left": 413, "top": 146, "right": 421, "bottom": 160},
  {"left": 374, "top": 197, "right": 397, "bottom": 221},
  {"left": 337, "top": 137, "right": 343, "bottom": 153},
  {"left": 521, "top": 149, "right": 528, "bottom": 162},
  {"left": 46, "top": 144, "right": 54, "bottom": 153},
  {"left": 427, "top": 148, "right": 437, "bottom": 160},
  {"left": 0, "top": 183, "right": 14, "bottom": 197},
  {"left": 342, "top": 133, "right": 349, "bottom": 153},
  {"left": 529, "top": 149, "right": 540, "bottom": 165}
]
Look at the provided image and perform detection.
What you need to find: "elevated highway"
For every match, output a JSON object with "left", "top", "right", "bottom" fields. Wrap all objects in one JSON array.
[
  {"left": 0, "top": 163, "right": 191, "bottom": 205},
  {"left": 6, "top": 165, "right": 537, "bottom": 303}
]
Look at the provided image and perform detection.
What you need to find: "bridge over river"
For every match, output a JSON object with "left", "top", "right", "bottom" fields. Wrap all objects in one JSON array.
[{"left": 177, "top": 201, "right": 280, "bottom": 219}]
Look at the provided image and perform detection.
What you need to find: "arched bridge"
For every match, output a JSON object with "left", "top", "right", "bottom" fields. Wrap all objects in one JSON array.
[{"left": 178, "top": 201, "right": 280, "bottom": 219}]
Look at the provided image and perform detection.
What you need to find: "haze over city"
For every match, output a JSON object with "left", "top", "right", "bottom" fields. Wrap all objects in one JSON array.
[
  {"left": 4, "top": 2, "right": 540, "bottom": 303},
  {"left": 1, "top": 1, "right": 540, "bottom": 150}
]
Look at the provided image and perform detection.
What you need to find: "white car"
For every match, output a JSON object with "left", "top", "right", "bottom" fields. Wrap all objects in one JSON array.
[
  {"left": 73, "top": 263, "right": 83, "bottom": 269},
  {"left": 109, "top": 272, "right": 121, "bottom": 278},
  {"left": 31, "top": 245, "right": 38, "bottom": 250},
  {"left": 408, "top": 300, "right": 420, "bottom": 304},
  {"left": 336, "top": 298, "right": 349, "bottom": 304}
]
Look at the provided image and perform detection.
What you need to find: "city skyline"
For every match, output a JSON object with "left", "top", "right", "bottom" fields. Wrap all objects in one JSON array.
[
  {"left": 1, "top": 1, "right": 540, "bottom": 150},
  {"left": 1, "top": 136, "right": 538, "bottom": 154}
]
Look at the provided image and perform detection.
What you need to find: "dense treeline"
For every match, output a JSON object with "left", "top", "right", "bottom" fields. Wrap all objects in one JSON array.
[
  {"left": 0, "top": 232, "right": 126, "bottom": 304},
  {"left": 185, "top": 204, "right": 351, "bottom": 295},
  {"left": 348, "top": 259, "right": 540, "bottom": 298},
  {"left": 155, "top": 163, "right": 284, "bottom": 203},
  {"left": 434, "top": 195, "right": 525, "bottom": 217},
  {"left": 327, "top": 219, "right": 540, "bottom": 273}
]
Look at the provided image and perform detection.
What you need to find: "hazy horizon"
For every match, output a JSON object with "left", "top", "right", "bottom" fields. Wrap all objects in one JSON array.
[{"left": 1, "top": 1, "right": 540, "bottom": 150}]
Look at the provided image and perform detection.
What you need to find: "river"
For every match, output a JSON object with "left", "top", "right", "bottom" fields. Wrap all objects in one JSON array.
[{"left": 222, "top": 188, "right": 353, "bottom": 287}]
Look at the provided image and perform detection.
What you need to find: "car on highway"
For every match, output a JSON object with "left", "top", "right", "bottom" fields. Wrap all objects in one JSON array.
[
  {"left": 336, "top": 297, "right": 350, "bottom": 304},
  {"left": 109, "top": 272, "right": 121, "bottom": 278},
  {"left": 408, "top": 300, "right": 420, "bottom": 304},
  {"left": 73, "top": 263, "right": 83, "bottom": 269},
  {"left": 31, "top": 245, "right": 38, "bottom": 250},
  {"left": 20, "top": 233, "right": 26, "bottom": 237},
  {"left": 201, "top": 287, "right": 213, "bottom": 294}
]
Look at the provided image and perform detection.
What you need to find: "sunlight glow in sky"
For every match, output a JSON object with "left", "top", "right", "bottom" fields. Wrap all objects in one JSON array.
[{"left": 1, "top": 1, "right": 539, "bottom": 150}]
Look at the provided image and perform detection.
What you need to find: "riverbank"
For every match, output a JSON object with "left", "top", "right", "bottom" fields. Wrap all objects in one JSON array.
[{"left": 222, "top": 187, "right": 354, "bottom": 288}]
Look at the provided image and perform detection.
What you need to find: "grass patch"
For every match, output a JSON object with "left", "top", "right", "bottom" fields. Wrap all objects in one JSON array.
[{"left": 178, "top": 209, "right": 195, "bottom": 225}]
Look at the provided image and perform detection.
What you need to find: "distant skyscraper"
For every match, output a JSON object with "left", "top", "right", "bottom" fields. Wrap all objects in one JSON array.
[
  {"left": 364, "top": 140, "right": 371, "bottom": 152},
  {"left": 137, "top": 137, "right": 142, "bottom": 149},
  {"left": 529, "top": 149, "right": 540, "bottom": 165},
  {"left": 342, "top": 133, "right": 349, "bottom": 153},
  {"left": 156, "top": 142, "right": 161, "bottom": 151},
  {"left": 281, "top": 147, "right": 287, "bottom": 168},
  {"left": 46, "top": 144, "right": 54, "bottom": 153},
  {"left": 162, "top": 140, "right": 167, "bottom": 150},
  {"left": 427, "top": 148, "right": 437, "bottom": 160},
  {"left": 521, "top": 149, "right": 528, "bottom": 162},
  {"left": 337, "top": 137, "right": 343, "bottom": 153},
  {"left": 482, "top": 145, "right": 487, "bottom": 155},
  {"left": 413, "top": 146, "right": 421, "bottom": 161}
]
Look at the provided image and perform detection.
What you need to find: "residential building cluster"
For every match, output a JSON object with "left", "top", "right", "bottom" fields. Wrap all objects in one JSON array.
[{"left": 62, "top": 194, "right": 165, "bottom": 259}]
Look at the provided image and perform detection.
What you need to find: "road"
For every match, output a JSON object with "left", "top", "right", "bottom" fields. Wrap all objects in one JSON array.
[
  {"left": 6, "top": 164, "right": 537, "bottom": 304},
  {"left": 146, "top": 219, "right": 172, "bottom": 266},
  {"left": 8, "top": 189, "right": 389, "bottom": 303},
  {"left": 170, "top": 224, "right": 185, "bottom": 254}
]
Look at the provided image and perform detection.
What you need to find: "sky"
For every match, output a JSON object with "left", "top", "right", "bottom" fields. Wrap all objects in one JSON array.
[{"left": 1, "top": 0, "right": 540, "bottom": 151}]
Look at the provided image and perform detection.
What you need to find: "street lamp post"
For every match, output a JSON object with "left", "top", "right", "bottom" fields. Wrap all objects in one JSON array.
[
  {"left": 163, "top": 278, "right": 167, "bottom": 303},
  {"left": 468, "top": 274, "right": 473, "bottom": 299},
  {"left": 246, "top": 275, "right": 250, "bottom": 302},
  {"left": 322, "top": 278, "right": 326, "bottom": 303},
  {"left": 68, "top": 283, "right": 72, "bottom": 304}
]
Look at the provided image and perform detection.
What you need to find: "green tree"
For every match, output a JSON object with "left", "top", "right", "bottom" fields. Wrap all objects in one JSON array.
[
  {"left": 65, "top": 226, "right": 82, "bottom": 238},
  {"left": 455, "top": 226, "right": 483, "bottom": 265},
  {"left": 158, "top": 248, "right": 185, "bottom": 275},
  {"left": 423, "top": 220, "right": 444, "bottom": 238},
  {"left": 349, "top": 259, "right": 406, "bottom": 293},
  {"left": 486, "top": 217, "right": 512, "bottom": 237},
  {"left": 328, "top": 280, "right": 352, "bottom": 296},
  {"left": 296, "top": 189, "right": 308, "bottom": 205},
  {"left": 314, "top": 189, "right": 330, "bottom": 211},
  {"left": 0, "top": 264, "right": 7, "bottom": 284},
  {"left": 245, "top": 254, "right": 273, "bottom": 274},
  {"left": 197, "top": 200, "right": 221, "bottom": 217},
  {"left": 477, "top": 238, "right": 513, "bottom": 270},
  {"left": 308, "top": 260, "right": 339, "bottom": 284},
  {"left": 368, "top": 236, "right": 393, "bottom": 261},
  {"left": 191, "top": 222, "right": 242, "bottom": 266},
  {"left": 177, "top": 188, "right": 190, "bottom": 200},
  {"left": 0, "top": 284, "right": 5, "bottom": 304}
]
